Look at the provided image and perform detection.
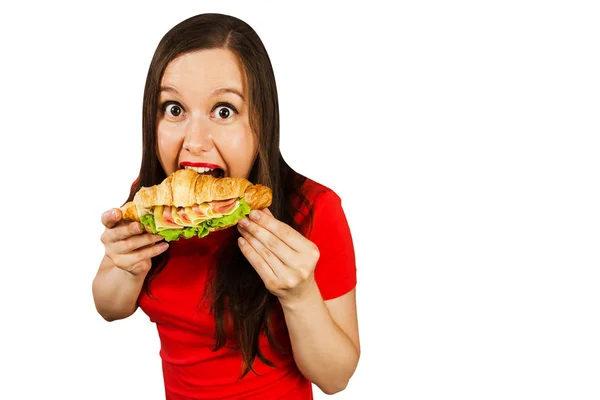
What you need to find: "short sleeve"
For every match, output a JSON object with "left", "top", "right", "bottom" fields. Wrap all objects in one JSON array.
[{"left": 306, "top": 190, "right": 357, "bottom": 301}]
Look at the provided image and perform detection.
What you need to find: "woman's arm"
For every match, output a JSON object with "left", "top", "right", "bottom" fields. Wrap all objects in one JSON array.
[
  {"left": 92, "top": 255, "right": 148, "bottom": 321},
  {"left": 236, "top": 206, "right": 360, "bottom": 394},
  {"left": 92, "top": 208, "right": 168, "bottom": 321},
  {"left": 280, "top": 285, "right": 360, "bottom": 394}
]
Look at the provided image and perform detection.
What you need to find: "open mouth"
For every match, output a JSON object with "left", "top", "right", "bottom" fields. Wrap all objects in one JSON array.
[{"left": 183, "top": 165, "right": 225, "bottom": 178}]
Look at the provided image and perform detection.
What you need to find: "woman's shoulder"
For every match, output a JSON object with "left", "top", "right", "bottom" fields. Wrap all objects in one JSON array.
[
  {"left": 299, "top": 176, "right": 341, "bottom": 204},
  {"left": 292, "top": 176, "right": 346, "bottom": 236}
]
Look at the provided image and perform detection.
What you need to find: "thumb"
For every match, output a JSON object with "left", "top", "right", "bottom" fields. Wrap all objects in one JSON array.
[{"left": 101, "top": 208, "right": 122, "bottom": 229}]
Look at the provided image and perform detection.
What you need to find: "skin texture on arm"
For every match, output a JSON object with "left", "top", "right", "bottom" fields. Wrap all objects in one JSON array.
[
  {"left": 237, "top": 209, "right": 360, "bottom": 394},
  {"left": 92, "top": 255, "right": 147, "bottom": 321}
]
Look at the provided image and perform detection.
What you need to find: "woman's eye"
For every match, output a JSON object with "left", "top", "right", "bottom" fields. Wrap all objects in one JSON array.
[
  {"left": 214, "top": 105, "right": 235, "bottom": 120},
  {"left": 165, "top": 103, "right": 183, "bottom": 117}
]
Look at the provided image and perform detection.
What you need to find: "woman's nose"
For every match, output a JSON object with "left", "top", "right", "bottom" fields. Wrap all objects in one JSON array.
[{"left": 182, "top": 116, "right": 214, "bottom": 154}]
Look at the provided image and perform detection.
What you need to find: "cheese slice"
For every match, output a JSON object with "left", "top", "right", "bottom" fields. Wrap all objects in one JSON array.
[
  {"left": 189, "top": 203, "right": 214, "bottom": 224},
  {"left": 171, "top": 207, "right": 194, "bottom": 227},
  {"left": 153, "top": 206, "right": 180, "bottom": 231},
  {"left": 153, "top": 206, "right": 167, "bottom": 231}
]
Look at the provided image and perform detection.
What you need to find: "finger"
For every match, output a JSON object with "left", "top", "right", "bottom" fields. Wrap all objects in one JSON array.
[
  {"left": 101, "top": 208, "right": 122, "bottom": 229},
  {"left": 238, "top": 236, "right": 279, "bottom": 285},
  {"left": 261, "top": 207, "right": 273, "bottom": 217},
  {"left": 238, "top": 226, "right": 289, "bottom": 277},
  {"left": 103, "top": 221, "right": 160, "bottom": 244},
  {"left": 245, "top": 210, "right": 307, "bottom": 252},
  {"left": 110, "top": 241, "right": 169, "bottom": 272},
  {"left": 237, "top": 218, "right": 297, "bottom": 267},
  {"left": 112, "top": 232, "right": 166, "bottom": 255},
  {"left": 116, "top": 221, "right": 147, "bottom": 242}
]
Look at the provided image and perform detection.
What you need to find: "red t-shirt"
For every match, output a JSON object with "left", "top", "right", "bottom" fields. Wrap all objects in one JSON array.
[{"left": 138, "top": 178, "right": 356, "bottom": 399}]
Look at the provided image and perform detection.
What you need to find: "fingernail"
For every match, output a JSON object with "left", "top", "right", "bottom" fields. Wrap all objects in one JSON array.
[
  {"left": 249, "top": 210, "right": 260, "bottom": 221},
  {"left": 239, "top": 218, "right": 249, "bottom": 227},
  {"left": 111, "top": 210, "right": 118, "bottom": 219}
]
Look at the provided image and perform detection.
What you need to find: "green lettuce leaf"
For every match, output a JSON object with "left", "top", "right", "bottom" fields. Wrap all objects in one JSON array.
[
  {"left": 159, "top": 229, "right": 184, "bottom": 241},
  {"left": 182, "top": 227, "right": 197, "bottom": 239},
  {"left": 140, "top": 214, "right": 157, "bottom": 234},
  {"left": 197, "top": 225, "right": 210, "bottom": 238},
  {"left": 204, "top": 200, "right": 251, "bottom": 228}
]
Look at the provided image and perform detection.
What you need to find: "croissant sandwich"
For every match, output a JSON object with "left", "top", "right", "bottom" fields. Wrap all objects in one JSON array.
[{"left": 120, "top": 169, "right": 272, "bottom": 241}]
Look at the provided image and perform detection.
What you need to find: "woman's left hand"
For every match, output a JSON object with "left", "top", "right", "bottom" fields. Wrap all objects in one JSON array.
[{"left": 237, "top": 208, "right": 320, "bottom": 305}]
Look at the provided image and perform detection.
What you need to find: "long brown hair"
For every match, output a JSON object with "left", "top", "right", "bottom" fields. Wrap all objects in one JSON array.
[{"left": 126, "top": 13, "right": 313, "bottom": 378}]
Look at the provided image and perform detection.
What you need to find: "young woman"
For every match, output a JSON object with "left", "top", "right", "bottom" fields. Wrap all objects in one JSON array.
[{"left": 92, "top": 13, "right": 359, "bottom": 400}]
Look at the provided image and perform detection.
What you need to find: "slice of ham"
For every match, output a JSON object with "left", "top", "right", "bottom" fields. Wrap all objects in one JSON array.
[
  {"left": 162, "top": 206, "right": 179, "bottom": 226},
  {"left": 210, "top": 198, "right": 239, "bottom": 214},
  {"left": 177, "top": 207, "right": 191, "bottom": 223}
]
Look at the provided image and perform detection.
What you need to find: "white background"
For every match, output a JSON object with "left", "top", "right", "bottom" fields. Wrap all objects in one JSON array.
[{"left": 1, "top": 1, "right": 599, "bottom": 399}]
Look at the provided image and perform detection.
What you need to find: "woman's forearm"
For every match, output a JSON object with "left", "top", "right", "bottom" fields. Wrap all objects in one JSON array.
[
  {"left": 92, "top": 255, "right": 147, "bottom": 321},
  {"left": 280, "top": 282, "right": 359, "bottom": 394}
]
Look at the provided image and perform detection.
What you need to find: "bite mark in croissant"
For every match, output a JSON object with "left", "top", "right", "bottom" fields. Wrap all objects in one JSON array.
[{"left": 120, "top": 169, "right": 272, "bottom": 241}]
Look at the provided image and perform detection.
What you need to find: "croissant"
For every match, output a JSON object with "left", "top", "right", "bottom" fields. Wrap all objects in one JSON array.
[{"left": 121, "top": 169, "right": 272, "bottom": 241}]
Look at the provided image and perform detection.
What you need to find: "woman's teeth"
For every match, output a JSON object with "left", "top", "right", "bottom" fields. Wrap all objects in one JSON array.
[
  {"left": 184, "top": 166, "right": 225, "bottom": 178},
  {"left": 185, "top": 166, "right": 214, "bottom": 173}
]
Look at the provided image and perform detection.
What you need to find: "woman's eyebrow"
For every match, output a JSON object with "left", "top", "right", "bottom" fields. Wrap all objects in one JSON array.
[
  {"left": 160, "top": 86, "right": 180, "bottom": 95},
  {"left": 212, "top": 87, "right": 245, "bottom": 102}
]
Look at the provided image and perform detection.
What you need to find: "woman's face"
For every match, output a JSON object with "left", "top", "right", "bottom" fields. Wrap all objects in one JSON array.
[{"left": 157, "top": 49, "right": 257, "bottom": 179}]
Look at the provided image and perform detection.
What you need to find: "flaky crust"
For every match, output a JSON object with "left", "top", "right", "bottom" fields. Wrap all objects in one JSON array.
[
  {"left": 120, "top": 170, "right": 272, "bottom": 221},
  {"left": 242, "top": 184, "right": 272, "bottom": 210},
  {"left": 120, "top": 201, "right": 139, "bottom": 221},
  {"left": 134, "top": 169, "right": 254, "bottom": 208}
]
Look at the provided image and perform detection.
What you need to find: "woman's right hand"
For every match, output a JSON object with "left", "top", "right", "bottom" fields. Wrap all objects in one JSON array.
[{"left": 100, "top": 208, "right": 169, "bottom": 276}]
